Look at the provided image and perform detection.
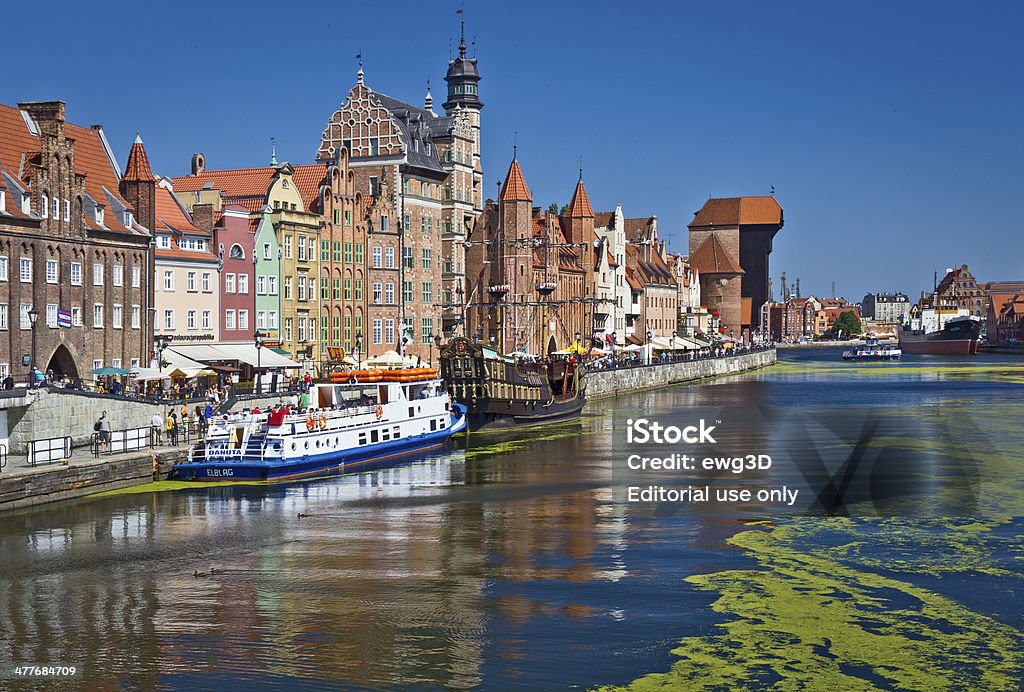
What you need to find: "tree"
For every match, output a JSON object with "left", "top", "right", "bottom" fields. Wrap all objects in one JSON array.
[
  {"left": 830, "top": 311, "right": 862, "bottom": 338},
  {"left": 548, "top": 202, "right": 560, "bottom": 216}
]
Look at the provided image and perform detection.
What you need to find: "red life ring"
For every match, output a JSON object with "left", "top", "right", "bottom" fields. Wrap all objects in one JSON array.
[
  {"left": 375, "top": 405, "right": 384, "bottom": 419},
  {"left": 319, "top": 413, "right": 327, "bottom": 429},
  {"left": 305, "top": 415, "right": 314, "bottom": 431}
]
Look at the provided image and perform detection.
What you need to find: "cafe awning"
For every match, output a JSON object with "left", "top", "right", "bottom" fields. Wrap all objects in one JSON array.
[{"left": 167, "top": 343, "right": 301, "bottom": 369}]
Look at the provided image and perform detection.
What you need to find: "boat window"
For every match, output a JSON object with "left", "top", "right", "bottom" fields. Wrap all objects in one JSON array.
[
  {"left": 382, "top": 429, "right": 390, "bottom": 441},
  {"left": 409, "top": 406, "right": 415, "bottom": 418},
  {"left": 378, "top": 385, "right": 389, "bottom": 404},
  {"left": 393, "top": 426, "right": 400, "bottom": 438},
  {"left": 371, "top": 429, "right": 379, "bottom": 443},
  {"left": 430, "top": 419, "right": 437, "bottom": 432},
  {"left": 440, "top": 419, "right": 446, "bottom": 429},
  {"left": 358, "top": 432, "right": 367, "bottom": 446}
]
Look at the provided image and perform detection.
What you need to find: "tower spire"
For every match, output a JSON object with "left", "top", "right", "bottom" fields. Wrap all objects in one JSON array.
[{"left": 270, "top": 137, "right": 278, "bottom": 167}]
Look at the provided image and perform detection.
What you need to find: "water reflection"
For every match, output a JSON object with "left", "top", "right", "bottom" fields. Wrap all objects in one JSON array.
[{"left": 0, "top": 350, "right": 1021, "bottom": 688}]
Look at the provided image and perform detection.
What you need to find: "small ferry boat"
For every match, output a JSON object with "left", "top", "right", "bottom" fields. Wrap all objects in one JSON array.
[
  {"left": 842, "top": 337, "right": 902, "bottom": 361},
  {"left": 173, "top": 369, "right": 467, "bottom": 482}
]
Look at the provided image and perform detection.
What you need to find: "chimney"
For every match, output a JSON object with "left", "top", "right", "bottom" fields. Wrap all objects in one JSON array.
[
  {"left": 191, "top": 153, "right": 205, "bottom": 176},
  {"left": 18, "top": 101, "right": 65, "bottom": 137},
  {"left": 192, "top": 203, "right": 215, "bottom": 232}
]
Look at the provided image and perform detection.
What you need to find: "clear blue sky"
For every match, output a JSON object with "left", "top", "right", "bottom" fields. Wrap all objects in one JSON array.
[{"left": 7, "top": 0, "right": 1022, "bottom": 302}]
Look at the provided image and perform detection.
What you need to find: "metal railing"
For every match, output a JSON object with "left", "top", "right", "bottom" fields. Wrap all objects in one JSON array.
[{"left": 27, "top": 436, "right": 72, "bottom": 467}]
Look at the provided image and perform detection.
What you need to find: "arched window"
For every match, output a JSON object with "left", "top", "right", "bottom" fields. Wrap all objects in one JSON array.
[{"left": 229, "top": 244, "right": 245, "bottom": 259}]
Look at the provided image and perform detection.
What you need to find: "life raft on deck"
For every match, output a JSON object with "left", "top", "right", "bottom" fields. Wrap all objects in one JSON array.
[{"left": 329, "top": 368, "right": 438, "bottom": 384}]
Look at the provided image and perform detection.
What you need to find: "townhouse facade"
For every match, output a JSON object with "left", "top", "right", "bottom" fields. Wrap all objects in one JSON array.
[{"left": 0, "top": 101, "right": 154, "bottom": 382}]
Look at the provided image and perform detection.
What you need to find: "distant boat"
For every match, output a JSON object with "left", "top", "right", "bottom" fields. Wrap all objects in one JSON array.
[
  {"left": 900, "top": 316, "right": 981, "bottom": 355},
  {"left": 842, "top": 337, "right": 902, "bottom": 361}
]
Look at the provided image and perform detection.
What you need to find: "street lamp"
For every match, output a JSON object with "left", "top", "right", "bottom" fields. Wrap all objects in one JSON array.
[
  {"left": 254, "top": 329, "right": 264, "bottom": 394},
  {"left": 154, "top": 334, "right": 171, "bottom": 374},
  {"left": 432, "top": 332, "right": 442, "bottom": 366},
  {"left": 28, "top": 306, "right": 39, "bottom": 387},
  {"left": 354, "top": 331, "right": 363, "bottom": 367},
  {"left": 646, "top": 328, "right": 653, "bottom": 365}
]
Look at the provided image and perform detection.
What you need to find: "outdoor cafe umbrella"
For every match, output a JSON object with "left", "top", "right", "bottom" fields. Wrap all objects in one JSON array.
[{"left": 89, "top": 366, "right": 131, "bottom": 376}]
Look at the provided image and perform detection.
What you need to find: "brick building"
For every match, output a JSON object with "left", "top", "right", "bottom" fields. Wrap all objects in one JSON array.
[
  {"left": 316, "top": 37, "right": 484, "bottom": 354},
  {"left": 464, "top": 156, "right": 594, "bottom": 355},
  {"left": 935, "top": 264, "right": 986, "bottom": 317},
  {"left": 0, "top": 101, "right": 153, "bottom": 382},
  {"left": 688, "top": 196, "right": 783, "bottom": 339}
]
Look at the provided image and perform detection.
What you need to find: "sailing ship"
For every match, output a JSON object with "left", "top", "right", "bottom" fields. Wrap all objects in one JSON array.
[
  {"left": 173, "top": 371, "right": 467, "bottom": 481},
  {"left": 439, "top": 335, "right": 585, "bottom": 430}
]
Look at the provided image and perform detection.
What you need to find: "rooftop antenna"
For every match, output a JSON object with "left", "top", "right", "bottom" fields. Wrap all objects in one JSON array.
[
  {"left": 579, "top": 154, "right": 583, "bottom": 181},
  {"left": 513, "top": 131, "right": 517, "bottom": 160},
  {"left": 770, "top": 184, "right": 776, "bottom": 195}
]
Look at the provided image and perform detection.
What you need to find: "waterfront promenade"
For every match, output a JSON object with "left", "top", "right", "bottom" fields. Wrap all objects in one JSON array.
[{"left": 0, "top": 349, "right": 776, "bottom": 513}]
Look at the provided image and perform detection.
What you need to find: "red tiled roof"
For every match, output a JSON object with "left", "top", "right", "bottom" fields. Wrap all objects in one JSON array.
[
  {"left": 173, "top": 163, "right": 329, "bottom": 214},
  {"left": 499, "top": 158, "right": 532, "bottom": 202},
  {"left": 172, "top": 167, "right": 277, "bottom": 197},
  {"left": 688, "top": 234, "right": 744, "bottom": 275},
  {"left": 0, "top": 103, "right": 137, "bottom": 234},
  {"left": 566, "top": 179, "right": 593, "bottom": 218},
  {"left": 123, "top": 135, "right": 156, "bottom": 182},
  {"left": 625, "top": 243, "right": 677, "bottom": 288},
  {"left": 593, "top": 211, "right": 613, "bottom": 228},
  {"left": 624, "top": 217, "right": 653, "bottom": 239},
  {"left": 154, "top": 184, "right": 205, "bottom": 236},
  {"left": 690, "top": 196, "right": 783, "bottom": 227},
  {"left": 292, "top": 163, "right": 328, "bottom": 212}
]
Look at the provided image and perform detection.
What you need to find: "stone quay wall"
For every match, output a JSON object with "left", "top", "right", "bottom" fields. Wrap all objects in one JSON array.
[
  {"left": 584, "top": 349, "right": 776, "bottom": 400},
  {"left": 6, "top": 390, "right": 295, "bottom": 455}
]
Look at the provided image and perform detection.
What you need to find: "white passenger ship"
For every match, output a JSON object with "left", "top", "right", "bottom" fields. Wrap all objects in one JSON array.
[{"left": 173, "top": 370, "right": 468, "bottom": 482}]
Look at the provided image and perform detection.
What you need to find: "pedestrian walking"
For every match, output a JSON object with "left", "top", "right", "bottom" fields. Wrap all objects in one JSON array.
[
  {"left": 166, "top": 411, "right": 178, "bottom": 446},
  {"left": 96, "top": 410, "right": 111, "bottom": 453},
  {"left": 151, "top": 412, "right": 163, "bottom": 445}
]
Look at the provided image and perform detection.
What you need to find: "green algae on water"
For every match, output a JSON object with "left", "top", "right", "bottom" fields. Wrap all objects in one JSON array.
[{"left": 601, "top": 521, "right": 1024, "bottom": 691}]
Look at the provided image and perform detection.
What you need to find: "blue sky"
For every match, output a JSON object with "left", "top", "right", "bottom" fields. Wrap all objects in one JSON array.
[{"left": 7, "top": 0, "right": 1022, "bottom": 301}]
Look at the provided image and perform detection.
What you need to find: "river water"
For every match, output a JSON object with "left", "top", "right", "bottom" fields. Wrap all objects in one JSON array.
[{"left": 1, "top": 348, "right": 1023, "bottom": 689}]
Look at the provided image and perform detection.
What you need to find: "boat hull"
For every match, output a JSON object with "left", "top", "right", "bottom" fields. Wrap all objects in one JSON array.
[
  {"left": 173, "top": 404, "right": 467, "bottom": 482},
  {"left": 467, "top": 395, "right": 586, "bottom": 430},
  {"left": 899, "top": 338, "right": 977, "bottom": 355},
  {"left": 899, "top": 319, "right": 981, "bottom": 356}
]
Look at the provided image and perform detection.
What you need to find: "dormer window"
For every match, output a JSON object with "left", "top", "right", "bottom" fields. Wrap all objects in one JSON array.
[
  {"left": 0, "top": 190, "right": 5, "bottom": 212},
  {"left": 157, "top": 235, "right": 171, "bottom": 249},
  {"left": 124, "top": 211, "right": 133, "bottom": 227},
  {"left": 20, "top": 193, "right": 30, "bottom": 214},
  {"left": 96, "top": 207, "right": 105, "bottom": 225},
  {"left": 282, "top": 179, "right": 289, "bottom": 189}
]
